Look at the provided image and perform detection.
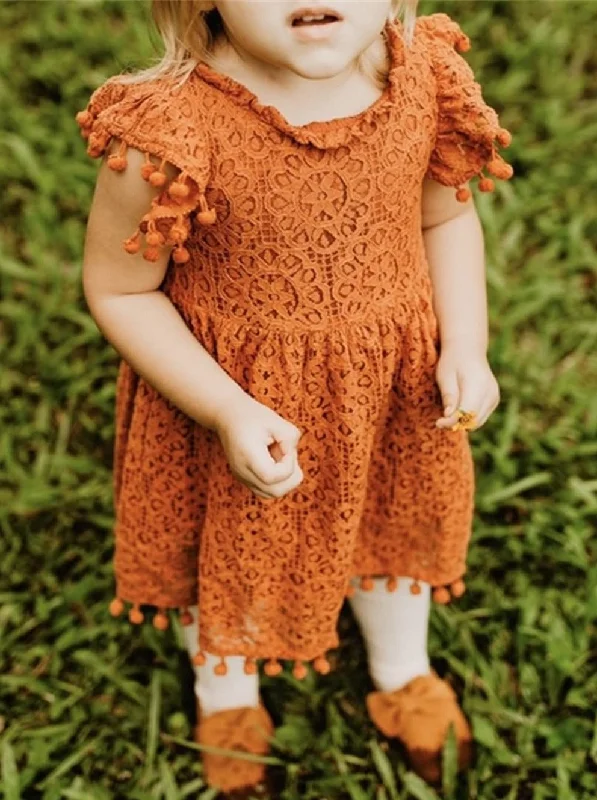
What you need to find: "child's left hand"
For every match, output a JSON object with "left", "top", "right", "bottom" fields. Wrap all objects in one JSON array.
[{"left": 435, "top": 345, "right": 500, "bottom": 431}]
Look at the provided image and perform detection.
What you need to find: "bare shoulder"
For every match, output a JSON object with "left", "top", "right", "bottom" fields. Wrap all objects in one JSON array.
[
  {"left": 421, "top": 177, "right": 473, "bottom": 229},
  {"left": 82, "top": 142, "right": 180, "bottom": 301}
]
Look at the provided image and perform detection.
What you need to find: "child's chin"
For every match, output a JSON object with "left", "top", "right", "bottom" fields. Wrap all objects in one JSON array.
[{"left": 288, "top": 53, "right": 356, "bottom": 81}]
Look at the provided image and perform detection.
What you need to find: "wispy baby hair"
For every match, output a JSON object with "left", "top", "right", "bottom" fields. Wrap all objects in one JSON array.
[{"left": 112, "top": 0, "right": 419, "bottom": 89}]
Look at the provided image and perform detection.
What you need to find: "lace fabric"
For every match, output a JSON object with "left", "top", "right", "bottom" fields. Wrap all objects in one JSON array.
[{"left": 76, "top": 13, "right": 513, "bottom": 675}]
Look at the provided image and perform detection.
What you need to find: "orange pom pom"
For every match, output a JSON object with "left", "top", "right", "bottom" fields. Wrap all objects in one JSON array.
[
  {"left": 410, "top": 580, "right": 422, "bottom": 596},
  {"left": 149, "top": 170, "right": 167, "bottom": 188},
  {"left": 141, "top": 163, "right": 155, "bottom": 181},
  {"left": 293, "top": 661, "right": 308, "bottom": 680},
  {"left": 129, "top": 605, "right": 144, "bottom": 625},
  {"left": 145, "top": 230, "right": 165, "bottom": 247},
  {"left": 432, "top": 587, "right": 451, "bottom": 605},
  {"left": 486, "top": 157, "right": 511, "bottom": 180},
  {"left": 214, "top": 657, "right": 228, "bottom": 676},
  {"left": 179, "top": 608, "right": 194, "bottom": 626},
  {"left": 244, "top": 657, "right": 258, "bottom": 675},
  {"left": 345, "top": 582, "right": 356, "bottom": 598},
  {"left": 153, "top": 611, "right": 169, "bottom": 631},
  {"left": 455, "top": 187, "right": 471, "bottom": 203},
  {"left": 107, "top": 154, "right": 127, "bottom": 172},
  {"left": 173, "top": 246, "right": 190, "bottom": 264},
  {"left": 124, "top": 232, "right": 141, "bottom": 254},
  {"left": 264, "top": 659, "right": 283, "bottom": 677},
  {"left": 360, "top": 576, "right": 374, "bottom": 591},
  {"left": 192, "top": 651, "right": 206, "bottom": 667},
  {"left": 450, "top": 579, "right": 466, "bottom": 598},
  {"left": 386, "top": 576, "right": 398, "bottom": 592},
  {"left": 478, "top": 177, "right": 495, "bottom": 193},
  {"left": 196, "top": 208, "right": 217, "bottom": 225},
  {"left": 313, "top": 656, "right": 331, "bottom": 675},
  {"left": 168, "top": 181, "right": 190, "bottom": 200},
  {"left": 109, "top": 597, "right": 124, "bottom": 617},
  {"left": 143, "top": 246, "right": 160, "bottom": 263},
  {"left": 502, "top": 163, "right": 514, "bottom": 179},
  {"left": 497, "top": 128, "right": 512, "bottom": 147}
]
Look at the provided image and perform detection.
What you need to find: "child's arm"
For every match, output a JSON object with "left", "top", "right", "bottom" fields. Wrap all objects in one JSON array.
[
  {"left": 421, "top": 178, "right": 500, "bottom": 431},
  {"left": 82, "top": 143, "right": 303, "bottom": 498}
]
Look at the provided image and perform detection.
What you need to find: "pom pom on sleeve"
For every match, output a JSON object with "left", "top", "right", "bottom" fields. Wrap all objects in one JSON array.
[
  {"left": 75, "top": 78, "right": 216, "bottom": 263},
  {"left": 420, "top": 14, "right": 514, "bottom": 202}
]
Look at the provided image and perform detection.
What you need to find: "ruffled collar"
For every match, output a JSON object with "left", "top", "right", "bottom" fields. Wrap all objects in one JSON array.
[{"left": 193, "top": 19, "right": 406, "bottom": 149}]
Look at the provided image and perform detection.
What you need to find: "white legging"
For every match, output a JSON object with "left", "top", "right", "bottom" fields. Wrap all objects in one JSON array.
[{"left": 183, "top": 576, "right": 431, "bottom": 715}]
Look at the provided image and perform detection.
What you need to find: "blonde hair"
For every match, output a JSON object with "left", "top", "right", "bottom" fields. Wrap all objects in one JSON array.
[{"left": 113, "top": 0, "right": 419, "bottom": 89}]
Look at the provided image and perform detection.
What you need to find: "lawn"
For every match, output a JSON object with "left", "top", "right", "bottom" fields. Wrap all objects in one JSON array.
[{"left": 1, "top": 1, "right": 596, "bottom": 798}]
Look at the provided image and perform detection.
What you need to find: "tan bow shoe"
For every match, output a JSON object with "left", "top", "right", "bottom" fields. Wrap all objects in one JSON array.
[
  {"left": 194, "top": 699, "right": 274, "bottom": 796},
  {"left": 366, "top": 670, "right": 474, "bottom": 784}
]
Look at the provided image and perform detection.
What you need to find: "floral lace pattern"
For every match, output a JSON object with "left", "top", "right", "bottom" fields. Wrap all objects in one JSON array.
[{"left": 76, "top": 13, "right": 513, "bottom": 676}]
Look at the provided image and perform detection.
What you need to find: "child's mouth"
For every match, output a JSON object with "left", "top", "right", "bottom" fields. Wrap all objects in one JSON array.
[
  {"left": 289, "top": 7, "right": 343, "bottom": 39},
  {"left": 292, "top": 14, "right": 339, "bottom": 26}
]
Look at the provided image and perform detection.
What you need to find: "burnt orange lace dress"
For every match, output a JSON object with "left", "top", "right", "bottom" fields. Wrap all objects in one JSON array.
[{"left": 76, "top": 13, "right": 513, "bottom": 678}]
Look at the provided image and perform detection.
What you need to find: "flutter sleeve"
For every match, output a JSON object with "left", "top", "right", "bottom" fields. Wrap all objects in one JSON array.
[
  {"left": 419, "top": 13, "right": 514, "bottom": 203},
  {"left": 75, "top": 77, "right": 216, "bottom": 264}
]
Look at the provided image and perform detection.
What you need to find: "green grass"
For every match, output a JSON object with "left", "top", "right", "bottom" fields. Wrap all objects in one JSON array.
[{"left": 1, "top": 1, "right": 596, "bottom": 798}]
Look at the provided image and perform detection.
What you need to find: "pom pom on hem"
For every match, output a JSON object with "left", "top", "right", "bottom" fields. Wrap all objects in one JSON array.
[
  {"left": 264, "top": 659, "right": 283, "bottom": 677},
  {"left": 193, "top": 652, "right": 207, "bottom": 667},
  {"left": 432, "top": 586, "right": 451, "bottom": 605},
  {"left": 109, "top": 597, "right": 124, "bottom": 617}
]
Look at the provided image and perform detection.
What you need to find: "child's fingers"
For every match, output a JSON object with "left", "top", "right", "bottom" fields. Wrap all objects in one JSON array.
[
  {"left": 436, "top": 394, "right": 464, "bottom": 429},
  {"left": 246, "top": 446, "right": 297, "bottom": 485},
  {"left": 436, "top": 373, "right": 459, "bottom": 418},
  {"left": 251, "top": 420, "right": 302, "bottom": 482},
  {"left": 453, "top": 381, "right": 483, "bottom": 422},
  {"left": 436, "top": 407, "right": 462, "bottom": 429},
  {"left": 273, "top": 422, "right": 302, "bottom": 458},
  {"left": 267, "top": 464, "right": 304, "bottom": 499},
  {"left": 435, "top": 369, "right": 461, "bottom": 427},
  {"left": 472, "top": 393, "right": 500, "bottom": 429},
  {"left": 246, "top": 461, "right": 304, "bottom": 500},
  {"left": 438, "top": 378, "right": 484, "bottom": 431},
  {"left": 246, "top": 419, "right": 302, "bottom": 482},
  {"left": 467, "top": 399, "right": 488, "bottom": 430},
  {"left": 441, "top": 393, "right": 458, "bottom": 417},
  {"left": 268, "top": 440, "right": 285, "bottom": 462}
]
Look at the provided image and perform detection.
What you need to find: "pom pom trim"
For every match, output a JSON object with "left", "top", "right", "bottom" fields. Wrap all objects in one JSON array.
[{"left": 75, "top": 102, "right": 217, "bottom": 265}]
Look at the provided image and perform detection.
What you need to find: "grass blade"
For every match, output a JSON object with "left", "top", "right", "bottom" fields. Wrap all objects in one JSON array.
[{"left": 1, "top": 739, "right": 20, "bottom": 800}]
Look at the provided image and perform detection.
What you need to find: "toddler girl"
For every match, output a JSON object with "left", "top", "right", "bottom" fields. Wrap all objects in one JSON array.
[{"left": 76, "top": 0, "right": 513, "bottom": 793}]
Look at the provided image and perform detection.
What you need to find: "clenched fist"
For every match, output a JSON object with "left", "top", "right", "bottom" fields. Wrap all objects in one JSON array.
[{"left": 213, "top": 394, "right": 304, "bottom": 499}]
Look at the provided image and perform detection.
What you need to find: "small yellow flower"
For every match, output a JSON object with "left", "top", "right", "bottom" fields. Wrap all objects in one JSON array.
[{"left": 450, "top": 409, "right": 477, "bottom": 432}]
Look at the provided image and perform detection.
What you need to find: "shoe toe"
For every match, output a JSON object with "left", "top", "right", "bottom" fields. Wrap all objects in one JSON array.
[
  {"left": 366, "top": 670, "right": 473, "bottom": 784},
  {"left": 195, "top": 703, "right": 274, "bottom": 793}
]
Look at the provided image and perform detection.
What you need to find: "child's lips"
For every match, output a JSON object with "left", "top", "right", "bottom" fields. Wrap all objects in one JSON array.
[
  {"left": 291, "top": 19, "right": 342, "bottom": 41},
  {"left": 288, "top": 6, "right": 344, "bottom": 39},
  {"left": 288, "top": 6, "right": 343, "bottom": 25}
]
